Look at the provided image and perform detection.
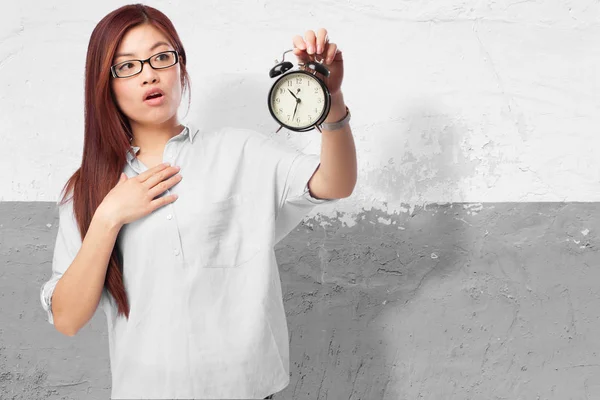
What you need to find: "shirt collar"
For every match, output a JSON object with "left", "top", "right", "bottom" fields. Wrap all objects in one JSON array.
[{"left": 126, "top": 122, "right": 199, "bottom": 164}]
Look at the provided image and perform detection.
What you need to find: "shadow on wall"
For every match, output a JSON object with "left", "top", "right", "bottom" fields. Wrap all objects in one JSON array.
[
  {"left": 193, "top": 78, "right": 500, "bottom": 397},
  {"left": 271, "top": 199, "right": 472, "bottom": 398},
  {"left": 187, "top": 87, "right": 477, "bottom": 399},
  {"left": 189, "top": 72, "right": 291, "bottom": 137},
  {"left": 362, "top": 102, "right": 487, "bottom": 206},
  {"left": 195, "top": 80, "right": 478, "bottom": 397},
  {"left": 352, "top": 107, "right": 483, "bottom": 399}
]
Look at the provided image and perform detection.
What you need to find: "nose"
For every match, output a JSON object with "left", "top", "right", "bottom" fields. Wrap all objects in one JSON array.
[{"left": 140, "top": 60, "right": 159, "bottom": 83}]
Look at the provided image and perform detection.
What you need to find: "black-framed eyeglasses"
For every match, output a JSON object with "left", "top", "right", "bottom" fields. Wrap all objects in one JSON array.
[{"left": 110, "top": 50, "right": 179, "bottom": 78}]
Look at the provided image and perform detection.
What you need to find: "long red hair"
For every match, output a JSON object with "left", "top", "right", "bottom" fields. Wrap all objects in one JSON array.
[{"left": 57, "top": 4, "right": 191, "bottom": 320}]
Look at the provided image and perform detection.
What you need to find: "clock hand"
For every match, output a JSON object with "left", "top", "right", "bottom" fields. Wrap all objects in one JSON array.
[
  {"left": 292, "top": 100, "right": 299, "bottom": 120},
  {"left": 287, "top": 89, "right": 298, "bottom": 100}
]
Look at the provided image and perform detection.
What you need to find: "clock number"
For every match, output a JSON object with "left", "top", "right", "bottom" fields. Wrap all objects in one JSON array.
[
  {"left": 287, "top": 115, "right": 291, "bottom": 121},
  {"left": 308, "top": 115, "right": 312, "bottom": 121},
  {"left": 287, "top": 80, "right": 293, "bottom": 87},
  {"left": 317, "top": 97, "right": 322, "bottom": 103},
  {"left": 275, "top": 98, "right": 280, "bottom": 103},
  {"left": 314, "top": 87, "right": 319, "bottom": 93},
  {"left": 296, "top": 77, "right": 302, "bottom": 84},
  {"left": 296, "top": 117, "right": 301, "bottom": 123},
  {"left": 315, "top": 107, "right": 319, "bottom": 113},
  {"left": 279, "top": 108, "right": 283, "bottom": 113}
]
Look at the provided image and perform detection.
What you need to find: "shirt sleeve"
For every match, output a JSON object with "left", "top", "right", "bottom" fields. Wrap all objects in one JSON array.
[
  {"left": 40, "top": 196, "right": 108, "bottom": 325},
  {"left": 251, "top": 133, "right": 341, "bottom": 245},
  {"left": 274, "top": 152, "right": 342, "bottom": 243}
]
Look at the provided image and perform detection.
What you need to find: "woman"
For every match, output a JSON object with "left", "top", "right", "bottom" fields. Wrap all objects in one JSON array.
[{"left": 40, "top": 3, "right": 355, "bottom": 399}]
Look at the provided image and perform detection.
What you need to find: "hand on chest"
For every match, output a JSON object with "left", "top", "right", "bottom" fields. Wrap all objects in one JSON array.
[{"left": 119, "top": 158, "right": 268, "bottom": 272}]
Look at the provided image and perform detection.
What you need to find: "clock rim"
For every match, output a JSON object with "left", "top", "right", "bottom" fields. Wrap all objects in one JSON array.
[{"left": 267, "top": 70, "right": 331, "bottom": 132}]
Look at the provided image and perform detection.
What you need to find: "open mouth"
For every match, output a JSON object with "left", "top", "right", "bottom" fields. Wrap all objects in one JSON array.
[{"left": 145, "top": 93, "right": 163, "bottom": 100}]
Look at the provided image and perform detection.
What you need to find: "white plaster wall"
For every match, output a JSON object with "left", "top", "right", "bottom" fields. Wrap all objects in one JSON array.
[{"left": 1, "top": 0, "right": 598, "bottom": 205}]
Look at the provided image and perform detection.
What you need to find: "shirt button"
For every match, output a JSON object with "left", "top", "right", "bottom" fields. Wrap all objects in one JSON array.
[
  {"left": 174, "top": 249, "right": 180, "bottom": 256},
  {"left": 167, "top": 214, "right": 172, "bottom": 220}
]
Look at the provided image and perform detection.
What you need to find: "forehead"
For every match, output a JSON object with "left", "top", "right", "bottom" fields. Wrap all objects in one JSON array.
[{"left": 114, "top": 24, "right": 172, "bottom": 59}]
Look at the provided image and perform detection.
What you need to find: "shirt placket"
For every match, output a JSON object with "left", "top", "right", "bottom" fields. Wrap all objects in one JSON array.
[
  {"left": 128, "top": 136, "right": 187, "bottom": 269},
  {"left": 162, "top": 139, "right": 186, "bottom": 269}
]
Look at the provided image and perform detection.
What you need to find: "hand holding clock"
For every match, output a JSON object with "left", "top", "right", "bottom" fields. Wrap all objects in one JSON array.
[
  {"left": 267, "top": 28, "right": 345, "bottom": 132},
  {"left": 292, "top": 28, "right": 344, "bottom": 95}
]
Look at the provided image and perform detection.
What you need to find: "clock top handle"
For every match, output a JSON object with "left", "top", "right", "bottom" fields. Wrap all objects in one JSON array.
[
  {"left": 269, "top": 48, "right": 330, "bottom": 78},
  {"left": 303, "top": 61, "right": 330, "bottom": 77}
]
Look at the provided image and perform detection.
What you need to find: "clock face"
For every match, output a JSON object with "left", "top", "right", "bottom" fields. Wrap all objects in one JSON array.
[{"left": 269, "top": 72, "right": 328, "bottom": 130}]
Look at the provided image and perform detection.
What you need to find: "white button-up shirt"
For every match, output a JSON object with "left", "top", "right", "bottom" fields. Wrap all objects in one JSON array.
[{"left": 40, "top": 121, "right": 339, "bottom": 399}]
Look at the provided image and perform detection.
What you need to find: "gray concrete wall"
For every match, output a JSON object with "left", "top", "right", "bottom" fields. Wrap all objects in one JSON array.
[{"left": 2, "top": 202, "right": 599, "bottom": 399}]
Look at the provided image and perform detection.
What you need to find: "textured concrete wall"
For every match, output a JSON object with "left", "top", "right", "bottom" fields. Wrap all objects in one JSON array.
[
  {"left": 2, "top": 0, "right": 600, "bottom": 399},
  {"left": 4, "top": 202, "right": 600, "bottom": 398}
]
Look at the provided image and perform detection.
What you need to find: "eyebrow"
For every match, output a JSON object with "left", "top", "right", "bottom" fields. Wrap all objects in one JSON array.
[{"left": 114, "top": 41, "right": 171, "bottom": 59}]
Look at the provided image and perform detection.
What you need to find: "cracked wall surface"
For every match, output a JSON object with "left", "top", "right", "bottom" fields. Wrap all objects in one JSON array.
[
  {"left": 1, "top": 0, "right": 599, "bottom": 203},
  {"left": 4, "top": 202, "right": 600, "bottom": 399}
]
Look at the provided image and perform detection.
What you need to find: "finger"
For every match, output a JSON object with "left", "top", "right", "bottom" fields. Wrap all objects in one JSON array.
[
  {"left": 292, "top": 47, "right": 311, "bottom": 64},
  {"left": 304, "top": 30, "right": 316, "bottom": 55},
  {"left": 146, "top": 166, "right": 181, "bottom": 191},
  {"left": 292, "top": 34, "right": 306, "bottom": 51},
  {"left": 150, "top": 192, "right": 179, "bottom": 210},
  {"left": 292, "top": 34, "right": 311, "bottom": 64},
  {"left": 316, "top": 28, "right": 328, "bottom": 55},
  {"left": 137, "top": 162, "right": 172, "bottom": 183},
  {"left": 147, "top": 172, "right": 182, "bottom": 199},
  {"left": 324, "top": 43, "right": 338, "bottom": 65}
]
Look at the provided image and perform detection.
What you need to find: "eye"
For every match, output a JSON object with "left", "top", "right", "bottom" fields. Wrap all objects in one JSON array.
[
  {"left": 118, "top": 62, "right": 134, "bottom": 71},
  {"left": 155, "top": 52, "right": 171, "bottom": 61}
]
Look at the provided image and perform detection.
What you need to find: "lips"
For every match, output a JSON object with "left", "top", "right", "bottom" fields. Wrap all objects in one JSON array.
[{"left": 143, "top": 88, "right": 165, "bottom": 101}]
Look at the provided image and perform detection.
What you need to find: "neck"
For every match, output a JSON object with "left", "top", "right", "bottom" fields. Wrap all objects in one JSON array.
[{"left": 130, "top": 117, "right": 184, "bottom": 152}]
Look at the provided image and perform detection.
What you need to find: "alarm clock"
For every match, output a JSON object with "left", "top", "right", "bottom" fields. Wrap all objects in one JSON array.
[{"left": 267, "top": 48, "right": 332, "bottom": 133}]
